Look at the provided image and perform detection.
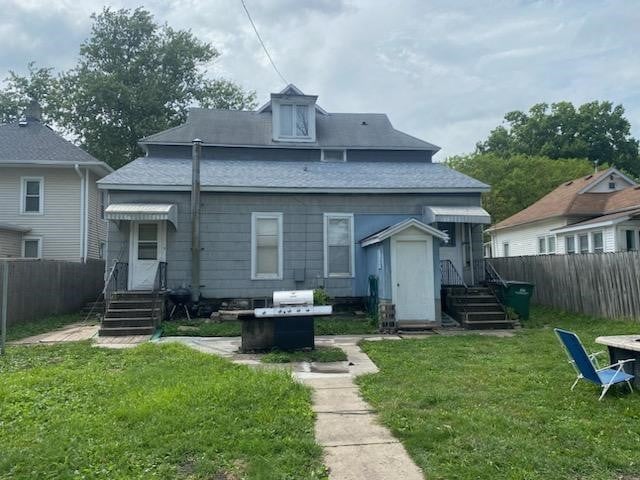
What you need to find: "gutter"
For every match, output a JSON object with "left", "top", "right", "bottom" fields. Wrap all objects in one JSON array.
[{"left": 191, "top": 139, "right": 202, "bottom": 302}]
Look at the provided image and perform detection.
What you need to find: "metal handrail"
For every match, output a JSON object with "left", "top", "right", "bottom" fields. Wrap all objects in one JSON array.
[
  {"left": 484, "top": 260, "right": 507, "bottom": 288},
  {"left": 103, "top": 261, "right": 128, "bottom": 313},
  {"left": 440, "top": 259, "right": 468, "bottom": 289},
  {"left": 150, "top": 262, "right": 168, "bottom": 326}
]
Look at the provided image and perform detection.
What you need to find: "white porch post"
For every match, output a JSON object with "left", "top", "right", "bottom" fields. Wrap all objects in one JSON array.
[{"left": 468, "top": 223, "right": 475, "bottom": 286}]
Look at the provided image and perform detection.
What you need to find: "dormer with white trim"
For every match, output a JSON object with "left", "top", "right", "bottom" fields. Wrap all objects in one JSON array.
[
  {"left": 580, "top": 167, "right": 637, "bottom": 193},
  {"left": 258, "top": 84, "right": 326, "bottom": 143}
]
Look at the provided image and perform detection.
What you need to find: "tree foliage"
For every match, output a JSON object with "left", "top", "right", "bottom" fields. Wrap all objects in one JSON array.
[
  {"left": 477, "top": 101, "right": 640, "bottom": 177},
  {"left": 0, "top": 8, "right": 256, "bottom": 168},
  {"left": 447, "top": 153, "right": 596, "bottom": 224}
]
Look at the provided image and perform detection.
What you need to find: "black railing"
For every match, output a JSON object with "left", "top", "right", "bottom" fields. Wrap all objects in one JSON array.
[
  {"left": 150, "top": 262, "right": 168, "bottom": 326},
  {"left": 472, "top": 259, "right": 507, "bottom": 288},
  {"left": 103, "top": 261, "right": 128, "bottom": 313},
  {"left": 440, "top": 259, "right": 467, "bottom": 288}
]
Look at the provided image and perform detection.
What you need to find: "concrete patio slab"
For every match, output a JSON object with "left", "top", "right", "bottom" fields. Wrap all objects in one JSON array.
[
  {"left": 10, "top": 322, "right": 98, "bottom": 345},
  {"left": 312, "top": 386, "right": 372, "bottom": 413}
]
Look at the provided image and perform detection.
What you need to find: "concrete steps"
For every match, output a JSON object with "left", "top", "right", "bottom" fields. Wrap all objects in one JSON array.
[{"left": 99, "top": 290, "right": 161, "bottom": 337}]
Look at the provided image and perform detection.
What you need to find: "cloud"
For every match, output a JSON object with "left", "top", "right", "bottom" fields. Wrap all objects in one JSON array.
[{"left": 0, "top": 0, "right": 638, "bottom": 159}]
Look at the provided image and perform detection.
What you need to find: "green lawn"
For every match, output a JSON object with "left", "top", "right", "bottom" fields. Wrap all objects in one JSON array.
[
  {"left": 358, "top": 305, "right": 640, "bottom": 480},
  {"left": 0, "top": 342, "right": 325, "bottom": 480},
  {"left": 162, "top": 315, "right": 378, "bottom": 337},
  {"left": 6, "top": 312, "right": 89, "bottom": 341},
  {"left": 261, "top": 346, "right": 347, "bottom": 364}
]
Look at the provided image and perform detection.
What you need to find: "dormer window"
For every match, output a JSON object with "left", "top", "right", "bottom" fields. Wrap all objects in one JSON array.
[{"left": 279, "top": 104, "right": 309, "bottom": 138}]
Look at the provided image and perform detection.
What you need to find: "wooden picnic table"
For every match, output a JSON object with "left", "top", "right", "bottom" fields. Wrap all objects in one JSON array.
[{"left": 595, "top": 335, "right": 640, "bottom": 387}]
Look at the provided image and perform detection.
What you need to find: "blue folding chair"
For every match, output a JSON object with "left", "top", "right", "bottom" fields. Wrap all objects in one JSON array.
[{"left": 555, "top": 328, "right": 635, "bottom": 401}]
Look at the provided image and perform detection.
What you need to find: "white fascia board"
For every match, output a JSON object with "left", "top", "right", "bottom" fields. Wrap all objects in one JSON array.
[
  {"left": 97, "top": 183, "right": 490, "bottom": 194},
  {"left": 552, "top": 217, "right": 630, "bottom": 234}
]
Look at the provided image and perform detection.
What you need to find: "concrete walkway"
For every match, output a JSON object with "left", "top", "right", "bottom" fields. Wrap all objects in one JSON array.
[
  {"left": 10, "top": 322, "right": 99, "bottom": 345},
  {"left": 159, "top": 335, "right": 425, "bottom": 479}
]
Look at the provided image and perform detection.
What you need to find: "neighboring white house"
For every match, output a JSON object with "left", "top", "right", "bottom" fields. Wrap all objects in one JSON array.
[
  {"left": 0, "top": 103, "right": 112, "bottom": 261},
  {"left": 487, "top": 167, "right": 640, "bottom": 257}
]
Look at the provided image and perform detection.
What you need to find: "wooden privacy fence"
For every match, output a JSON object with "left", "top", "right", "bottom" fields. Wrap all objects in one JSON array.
[
  {"left": 491, "top": 253, "right": 640, "bottom": 320},
  {"left": 0, "top": 259, "right": 104, "bottom": 327}
]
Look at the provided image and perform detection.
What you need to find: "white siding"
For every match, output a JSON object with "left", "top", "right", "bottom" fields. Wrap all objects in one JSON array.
[
  {"left": 490, "top": 218, "right": 568, "bottom": 257},
  {"left": 0, "top": 167, "right": 81, "bottom": 260}
]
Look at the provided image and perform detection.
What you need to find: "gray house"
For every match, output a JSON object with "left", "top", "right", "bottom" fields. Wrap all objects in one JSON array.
[
  {"left": 98, "top": 85, "right": 490, "bottom": 330},
  {"left": 0, "top": 104, "right": 112, "bottom": 261}
]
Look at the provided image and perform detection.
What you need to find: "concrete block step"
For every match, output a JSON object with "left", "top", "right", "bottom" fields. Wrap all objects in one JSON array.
[
  {"left": 105, "top": 308, "right": 155, "bottom": 318},
  {"left": 99, "top": 326, "right": 156, "bottom": 337},
  {"left": 101, "top": 317, "right": 155, "bottom": 328}
]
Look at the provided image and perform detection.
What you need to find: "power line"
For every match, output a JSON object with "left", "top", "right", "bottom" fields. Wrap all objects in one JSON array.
[{"left": 240, "top": 0, "right": 288, "bottom": 85}]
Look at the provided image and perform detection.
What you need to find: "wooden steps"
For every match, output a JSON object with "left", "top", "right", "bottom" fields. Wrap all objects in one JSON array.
[
  {"left": 444, "top": 286, "right": 515, "bottom": 330},
  {"left": 99, "top": 291, "right": 163, "bottom": 337}
]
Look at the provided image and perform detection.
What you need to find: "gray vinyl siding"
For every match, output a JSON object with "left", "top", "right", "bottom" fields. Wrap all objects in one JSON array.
[
  {"left": 0, "top": 167, "right": 81, "bottom": 261},
  {"left": 107, "top": 190, "right": 481, "bottom": 298},
  {"left": 87, "top": 171, "right": 107, "bottom": 259},
  {"left": 0, "top": 229, "right": 22, "bottom": 257},
  {"left": 144, "top": 144, "right": 432, "bottom": 162}
]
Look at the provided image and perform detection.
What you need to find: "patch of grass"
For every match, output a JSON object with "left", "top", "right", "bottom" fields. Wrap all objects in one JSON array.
[
  {"left": 261, "top": 346, "right": 347, "bottom": 363},
  {"left": 357, "top": 305, "right": 640, "bottom": 480},
  {"left": 6, "top": 312, "right": 88, "bottom": 342},
  {"left": 0, "top": 342, "right": 326, "bottom": 479},
  {"left": 162, "top": 315, "right": 378, "bottom": 337}
]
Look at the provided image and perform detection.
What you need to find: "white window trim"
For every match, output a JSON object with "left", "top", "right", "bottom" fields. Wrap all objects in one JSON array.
[
  {"left": 22, "top": 236, "right": 43, "bottom": 259},
  {"left": 321, "top": 149, "right": 347, "bottom": 162},
  {"left": 251, "top": 212, "right": 284, "bottom": 280},
  {"left": 272, "top": 99, "right": 316, "bottom": 142},
  {"left": 323, "top": 213, "right": 355, "bottom": 278},
  {"left": 20, "top": 176, "right": 44, "bottom": 215}
]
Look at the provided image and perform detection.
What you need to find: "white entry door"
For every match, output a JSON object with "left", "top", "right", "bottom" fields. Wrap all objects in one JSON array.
[
  {"left": 392, "top": 238, "right": 435, "bottom": 322},
  {"left": 129, "top": 221, "right": 166, "bottom": 290}
]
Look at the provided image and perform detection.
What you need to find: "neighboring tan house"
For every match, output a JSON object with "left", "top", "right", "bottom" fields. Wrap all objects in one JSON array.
[
  {"left": 0, "top": 104, "right": 113, "bottom": 261},
  {"left": 487, "top": 167, "right": 640, "bottom": 257},
  {"left": 98, "top": 85, "right": 491, "bottom": 329}
]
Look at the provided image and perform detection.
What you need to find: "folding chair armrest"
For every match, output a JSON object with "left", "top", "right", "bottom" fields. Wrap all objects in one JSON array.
[
  {"left": 589, "top": 351, "right": 606, "bottom": 359},
  {"left": 598, "top": 358, "right": 635, "bottom": 372},
  {"left": 588, "top": 350, "right": 606, "bottom": 368}
]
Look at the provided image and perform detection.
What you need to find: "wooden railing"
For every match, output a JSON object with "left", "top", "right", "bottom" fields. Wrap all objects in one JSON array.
[{"left": 440, "top": 259, "right": 467, "bottom": 288}]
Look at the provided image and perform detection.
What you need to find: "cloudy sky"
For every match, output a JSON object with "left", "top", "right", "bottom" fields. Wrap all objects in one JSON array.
[{"left": 1, "top": 0, "right": 639, "bottom": 159}]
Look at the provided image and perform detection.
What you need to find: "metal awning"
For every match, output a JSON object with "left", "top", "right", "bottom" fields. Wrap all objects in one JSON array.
[
  {"left": 423, "top": 206, "right": 491, "bottom": 224},
  {"left": 0, "top": 223, "right": 31, "bottom": 233},
  {"left": 105, "top": 203, "right": 178, "bottom": 228}
]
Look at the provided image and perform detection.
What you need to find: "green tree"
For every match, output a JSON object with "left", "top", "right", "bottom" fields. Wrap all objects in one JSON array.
[
  {"left": 0, "top": 63, "right": 58, "bottom": 123},
  {"left": 1, "top": 7, "right": 256, "bottom": 168},
  {"left": 477, "top": 101, "right": 640, "bottom": 177},
  {"left": 447, "top": 153, "right": 596, "bottom": 224}
]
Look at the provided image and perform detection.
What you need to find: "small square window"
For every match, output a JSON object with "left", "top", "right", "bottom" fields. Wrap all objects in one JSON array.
[
  {"left": 23, "top": 238, "right": 41, "bottom": 258},
  {"left": 609, "top": 182, "right": 616, "bottom": 189}
]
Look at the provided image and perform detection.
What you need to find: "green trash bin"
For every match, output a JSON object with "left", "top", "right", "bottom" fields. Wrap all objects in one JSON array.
[{"left": 496, "top": 281, "right": 535, "bottom": 320}]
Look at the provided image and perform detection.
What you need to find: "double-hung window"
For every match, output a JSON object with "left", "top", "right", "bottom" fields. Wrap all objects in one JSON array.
[
  {"left": 324, "top": 213, "right": 354, "bottom": 277},
  {"left": 251, "top": 213, "right": 283, "bottom": 280},
  {"left": 565, "top": 236, "right": 576, "bottom": 254},
  {"left": 21, "top": 177, "right": 43, "bottom": 214},
  {"left": 547, "top": 236, "right": 556, "bottom": 254},
  {"left": 538, "top": 237, "right": 546, "bottom": 254},
  {"left": 503, "top": 242, "right": 510, "bottom": 257},
  {"left": 279, "top": 104, "right": 309, "bottom": 138},
  {"left": 579, "top": 234, "right": 589, "bottom": 254},
  {"left": 592, "top": 231, "right": 604, "bottom": 253}
]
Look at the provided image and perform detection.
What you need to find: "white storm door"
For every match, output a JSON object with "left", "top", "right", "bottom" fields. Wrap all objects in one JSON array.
[
  {"left": 392, "top": 238, "right": 435, "bottom": 321},
  {"left": 129, "top": 221, "right": 166, "bottom": 290}
]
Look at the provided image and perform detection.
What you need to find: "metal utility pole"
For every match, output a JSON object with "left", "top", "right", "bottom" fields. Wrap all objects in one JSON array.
[{"left": 191, "top": 139, "right": 202, "bottom": 303}]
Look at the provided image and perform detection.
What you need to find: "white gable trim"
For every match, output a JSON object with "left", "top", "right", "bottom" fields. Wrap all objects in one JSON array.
[
  {"left": 256, "top": 83, "right": 328, "bottom": 114},
  {"left": 361, "top": 218, "right": 448, "bottom": 247},
  {"left": 577, "top": 167, "right": 637, "bottom": 194}
]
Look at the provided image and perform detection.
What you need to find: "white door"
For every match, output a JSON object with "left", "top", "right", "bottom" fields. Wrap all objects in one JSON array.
[
  {"left": 392, "top": 238, "right": 435, "bottom": 322},
  {"left": 129, "top": 221, "right": 166, "bottom": 290}
]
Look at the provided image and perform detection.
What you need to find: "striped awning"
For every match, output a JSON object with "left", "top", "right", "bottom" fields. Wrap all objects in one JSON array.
[
  {"left": 105, "top": 203, "right": 178, "bottom": 228},
  {"left": 423, "top": 206, "right": 491, "bottom": 224}
]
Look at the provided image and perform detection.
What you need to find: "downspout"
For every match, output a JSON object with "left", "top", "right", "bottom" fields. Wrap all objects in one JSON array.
[
  {"left": 74, "top": 164, "right": 85, "bottom": 262},
  {"left": 191, "top": 139, "right": 202, "bottom": 302},
  {"left": 83, "top": 169, "right": 89, "bottom": 262}
]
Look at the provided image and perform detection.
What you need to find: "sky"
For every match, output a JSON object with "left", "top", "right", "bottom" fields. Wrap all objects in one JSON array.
[{"left": 1, "top": 0, "right": 639, "bottom": 160}]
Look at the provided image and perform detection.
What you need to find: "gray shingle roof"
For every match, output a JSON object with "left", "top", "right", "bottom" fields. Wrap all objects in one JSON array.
[
  {"left": 141, "top": 109, "right": 440, "bottom": 151},
  {"left": 0, "top": 121, "right": 99, "bottom": 163},
  {"left": 99, "top": 157, "right": 489, "bottom": 192}
]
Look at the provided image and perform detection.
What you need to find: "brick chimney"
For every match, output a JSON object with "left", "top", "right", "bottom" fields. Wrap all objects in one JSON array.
[{"left": 24, "top": 100, "right": 42, "bottom": 122}]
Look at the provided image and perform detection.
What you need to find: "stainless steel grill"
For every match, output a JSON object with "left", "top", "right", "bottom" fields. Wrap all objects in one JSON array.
[{"left": 254, "top": 289, "right": 332, "bottom": 318}]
